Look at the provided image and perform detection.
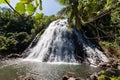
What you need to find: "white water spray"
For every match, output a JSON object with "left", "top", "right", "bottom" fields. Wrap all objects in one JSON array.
[{"left": 25, "top": 19, "right": 108, "bottom": 65}]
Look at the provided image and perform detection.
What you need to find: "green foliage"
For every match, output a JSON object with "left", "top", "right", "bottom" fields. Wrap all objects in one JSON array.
[
  {"left": 0, "top": 9, "right": 33, "bottom": 34},
  {"left": 35, "top": 13, "right": 44, "bottom": 20},
  {"left": 26, "top": 4, "right": 36, "bottom": 15},
  {"left": 56, "top": 0, "right": 69, "bottom": 5},
  {"left": 111, "top": 8, "right": 120, "bottom": 24},
  {"left": 0, "top": 0, "right": 119, "bottom": 58},
  {"left": 111, "top": 76, "right": 120, "bottom": 80},
  {"left": 57, "top": 0, "right": 120, "bottom": 29},
  {"left": 0, "top": 0, "right": 42, "bottom": 15},
  {"left": 0, "top": 8, "right": 33, "bottom": 54},
  {"left": 57, "top": 1, "right": 120, "bottom": 58},
  {"left": 0, "top": 7, "right": 58, "bottom": 55},
  {"left": 15, "top": 32, "right": 31, "bottom": 51},
  {"left": 0, "top": 0, "right": 10, "bottom": 4},
  {"left": 105, "top": 0, "right": 119, "bottom": 9},
  {"left": 0, "top": 36, "right": 7, "bottom": 51},
  {"left": 15, "top": 0, "right": 42, "bottom": 15},
  {"left": 39, "top": 0, "right": 42, "bottom": 10},
  {"left": 20, "top": 0, "right": 33, "bottom": 4},
  {"left": 15, "top": 2, "right": 26, "bottom": 14},
  {"left": 6, "top": 38, "right": 17, "bottom": 50},
  {"left": 99, "top": 74, "right": 106, "bottom": 79},
  {"left": 99, "top": 72, "right": 120, "bottom": 80},
  {"left": 100, "top": 41, "right": 120, "bottom": 57}
]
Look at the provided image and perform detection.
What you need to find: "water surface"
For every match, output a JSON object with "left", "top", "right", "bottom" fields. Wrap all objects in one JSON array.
[{"left": 0, "top": 59, "right": 99, "bottom": 80}]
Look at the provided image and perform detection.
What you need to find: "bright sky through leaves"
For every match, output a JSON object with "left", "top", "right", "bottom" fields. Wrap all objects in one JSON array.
[{"left": 0, "top": 0, "right": 64, "bottom": 15}]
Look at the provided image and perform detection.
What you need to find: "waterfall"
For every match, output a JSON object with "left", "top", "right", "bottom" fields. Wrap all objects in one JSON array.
[{"left": 25, "top": 19, "right": 108, "bottom": 65}]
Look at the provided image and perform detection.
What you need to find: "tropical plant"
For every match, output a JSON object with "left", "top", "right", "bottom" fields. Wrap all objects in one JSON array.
[
  {"left": 57, "top": 0, "right": 120, "bottom": 28},
  {"left": 0, "top": 7, "right": 58, "bottom": 55},
  {"left": 0, "top": 0, "right": 42, "bottom": 15}
]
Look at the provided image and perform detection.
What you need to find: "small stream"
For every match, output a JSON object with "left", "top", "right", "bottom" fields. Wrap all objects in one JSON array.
[{"left": 0, "top": 59, "right": 99, "bottom": 80}]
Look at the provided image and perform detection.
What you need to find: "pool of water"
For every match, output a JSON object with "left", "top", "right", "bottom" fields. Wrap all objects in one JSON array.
[{"left": 0, "top": 59, "right": 99, "bottom": 80}]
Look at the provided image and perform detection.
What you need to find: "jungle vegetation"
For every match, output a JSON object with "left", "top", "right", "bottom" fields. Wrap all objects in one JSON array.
[
  {"left": 0, "top": 0, "right": 120, "bottom": 58},
  {"left": 56, "top": 0, "right": 120, "bottom": 58},
  {"left": 0, "top": 7, "right": 58, "bottom": 55}
]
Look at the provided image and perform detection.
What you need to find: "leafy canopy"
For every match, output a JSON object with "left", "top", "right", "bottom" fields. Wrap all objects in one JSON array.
[
  {"left": 0, "top": 0, "right": 120, "bottom": 28},
  {"left": 57, "top": 0, "right": 120, "bottom": 29},
  {"left": 0, "top": 0, "right": 10, "bottom": 4},
  {"left": 0, "top": 0, "right": 42, "bottom": 15}
]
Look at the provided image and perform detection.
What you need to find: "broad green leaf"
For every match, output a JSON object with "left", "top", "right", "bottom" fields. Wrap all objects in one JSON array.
[
  {"left": 20, "top": 0, "right": 33, "bottom": 4},
  {"left": 26, "top": 4, "right": 36, "bottom": 15},
  {"left": 39, "top": 0, "right": 42, "bottom": 10},
  {"left": 15, "top": 2, "right": 26, "bottom": 14},
  {"left": 0, "top": 0, "right": 10, "bottom": 4}
]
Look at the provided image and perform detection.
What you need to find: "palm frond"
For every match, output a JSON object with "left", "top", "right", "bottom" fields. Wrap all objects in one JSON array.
[
  {"left": 56, "top": 0, "right": 69, "bottom": 5},
  {"left": 57, "top": 6, "right": 71, "bottom": 17}
]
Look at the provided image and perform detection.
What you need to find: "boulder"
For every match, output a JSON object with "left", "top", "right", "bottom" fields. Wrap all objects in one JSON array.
[
  {"left": 63, "top": 72, "right": 75, "bottom": 80},
  {"left": 68, "top": 77, "right": 76, "bottom": 80},
  {"left": 23, "top": 76, "right": 35, "bottom": 80},
  {"left": 75, "top": 77, "right": 84, "bottom": 80},
  {"left": 118, "top": 65, "right": 120, "bottom": 70}
]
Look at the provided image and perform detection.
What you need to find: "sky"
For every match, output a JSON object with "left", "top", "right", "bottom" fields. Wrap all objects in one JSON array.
[{"left": 0, "top": 0, "right": 64, "bottom": 16}]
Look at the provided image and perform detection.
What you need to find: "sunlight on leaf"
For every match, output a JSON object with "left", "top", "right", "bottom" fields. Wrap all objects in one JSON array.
[
  {"left": 26, "top": 4, "right": 36, "bottom": 15},
  {"left": 0, "top": 0, "right": 10, "bottom": 4},
  {"left": 56, "top": 0, "right": 69, "bottom": 5},
  {"left": 15, "top": 2, "right": 26, "bottom": 14},
  {"left": 20, "top": 0, "right": 33, "bottom": 4}
]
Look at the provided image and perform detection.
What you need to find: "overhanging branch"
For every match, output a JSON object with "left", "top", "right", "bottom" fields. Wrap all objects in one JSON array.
[{"left": 4, "top": 0, "right": 22, "bottom": 17}]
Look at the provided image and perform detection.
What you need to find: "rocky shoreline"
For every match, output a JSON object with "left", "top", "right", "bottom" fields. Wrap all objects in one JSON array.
[
  {"left": 87, "top": 58, "right": 120, "bottom": 80},
  {"left": 61, "top": 58, "right": 120, "bottom": 80}
]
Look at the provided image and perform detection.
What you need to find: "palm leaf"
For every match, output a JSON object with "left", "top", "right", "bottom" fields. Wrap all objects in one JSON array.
[
  {"left": 57, "top": 6, "right": 71, "bottom": 17},
  {"left": 56, "top": 0, "right": 69, "bottom": 5}
]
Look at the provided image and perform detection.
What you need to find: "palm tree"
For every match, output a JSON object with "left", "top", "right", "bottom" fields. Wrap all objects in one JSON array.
[{"left": 57, "top": 0, "right": 120, "bottom": 29}]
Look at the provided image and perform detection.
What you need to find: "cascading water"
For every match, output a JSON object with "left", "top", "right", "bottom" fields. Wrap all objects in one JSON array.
[{"left": 25, "top": 19, "right": 108, "bottom": 65}]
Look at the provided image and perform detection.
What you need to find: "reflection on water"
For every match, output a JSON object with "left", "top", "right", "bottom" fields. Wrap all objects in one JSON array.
[{"left": 0, "top": 59, "right": 99, "bottom": 80}]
